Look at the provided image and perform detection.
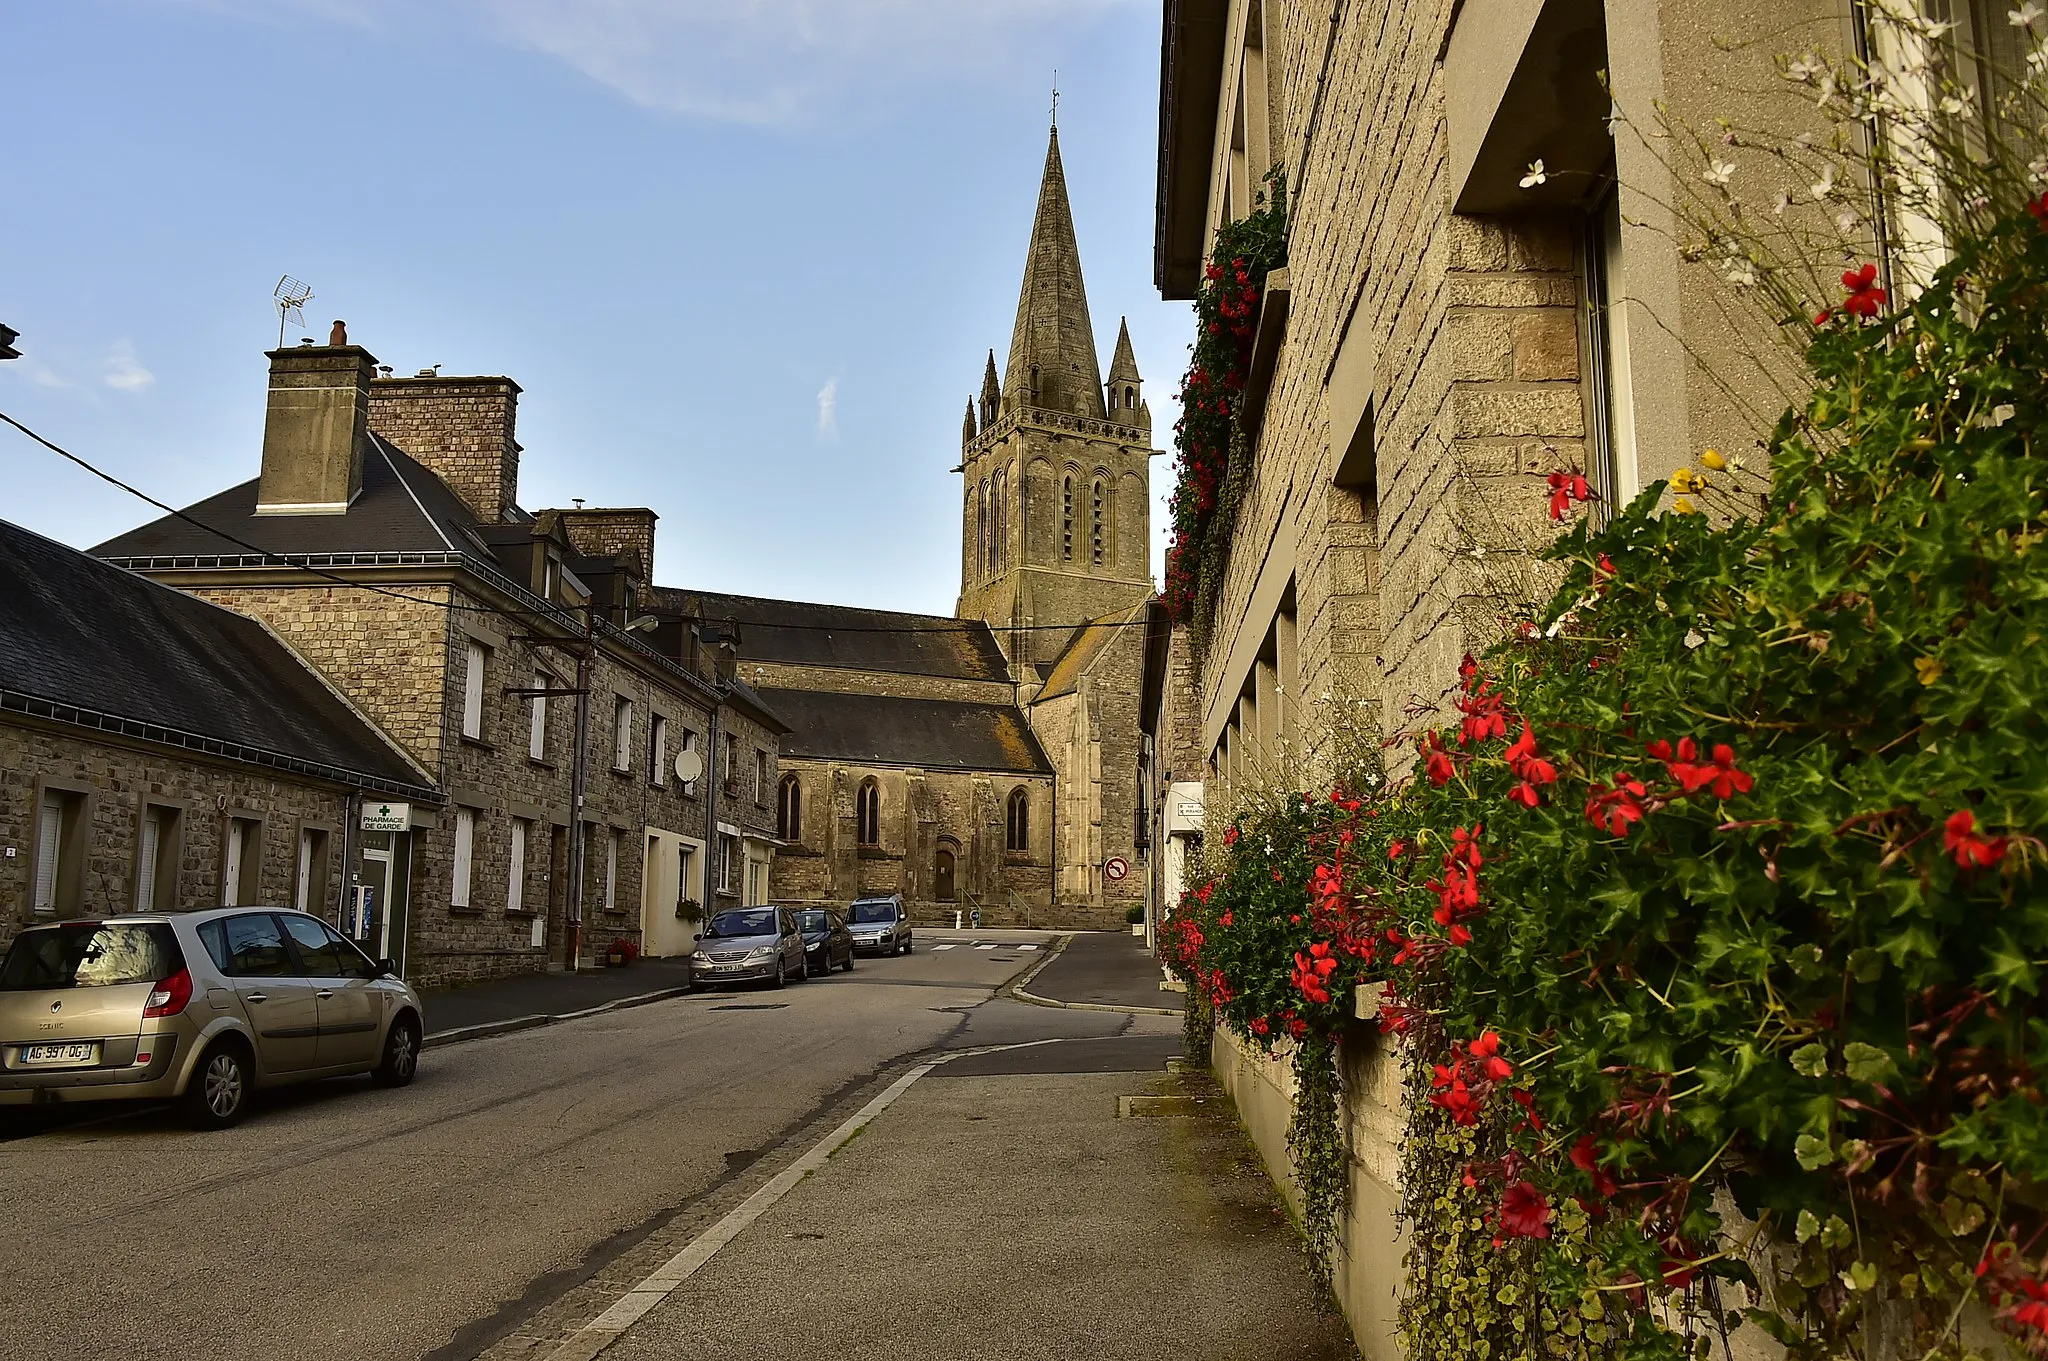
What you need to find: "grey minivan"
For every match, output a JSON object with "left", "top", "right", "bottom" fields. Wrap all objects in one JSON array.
[
  {"left": 846, "top": 895, "right": 913, "bottom": 956},
  {"left": 0, "top": 908, "right": 424, "bottom": 1130}
]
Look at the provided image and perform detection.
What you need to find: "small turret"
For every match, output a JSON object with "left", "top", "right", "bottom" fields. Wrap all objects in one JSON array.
[
  {"left": 1106, "top": 317, "right": 1146, "bottom": 431},
  {"left": 979, "top": 350, "right": 1001, "bottom": 428},
  {"left": 962, "top": 397, "right": 978, "bottom": 449}
]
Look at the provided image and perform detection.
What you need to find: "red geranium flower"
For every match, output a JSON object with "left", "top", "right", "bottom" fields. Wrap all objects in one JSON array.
[
  {"left": 1547, "top": 471, "right": 1593, "bottom": 521},
  {"left": 1499, "top": 1181, "right": 1553, "bottom": 1239},
  {"left": 1585, "top": 773, "right": 1649, "bottom": 836},
  {"left": 1840, "top": 262, "right": 1886, "bottom": 319},
  {"left": 1944, "top": 809, "right": 2009, "bottom": 869}
]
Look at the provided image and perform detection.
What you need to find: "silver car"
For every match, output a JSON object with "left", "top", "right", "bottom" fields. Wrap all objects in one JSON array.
[
  {"left": 0, "top": 908, "right": 425, "bottom": 1130},
  {"left": 688, "top": 906, "right": 808, "bottom": 990},
  {"left": 846, "top": 895, "right": 913, "bottom": 956}
]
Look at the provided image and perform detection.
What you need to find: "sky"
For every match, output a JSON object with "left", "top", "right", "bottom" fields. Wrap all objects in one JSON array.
[{"left": 0, "top": 0, "right": 1187, "bottom": 615}]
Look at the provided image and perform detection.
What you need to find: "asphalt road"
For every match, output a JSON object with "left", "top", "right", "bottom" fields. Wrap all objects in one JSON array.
[{"left": 0, "top": 933, "right": 1075, "bottom": 1361}]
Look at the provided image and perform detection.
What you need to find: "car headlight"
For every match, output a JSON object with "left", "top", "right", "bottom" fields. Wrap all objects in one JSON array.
[
  {"left": 691, "top": 951, "right": 709, "bottom": 963},
  {"left": 744, "top": 945, "right": 777, "bottom": 962}
]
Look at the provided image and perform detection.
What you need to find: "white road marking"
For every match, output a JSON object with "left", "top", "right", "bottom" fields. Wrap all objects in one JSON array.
[
  {"left": 538, "top": 1040, "right": 1062, "bottom": 1361},
  {"left": 1016, "top": 944, "right": 1040, "bottom": 951},
  {"left": 975, "top": 943, "right": 999, "bottom": 950},
  {"left": 930, "top": 944, "right": 957, "bottom": 951}
]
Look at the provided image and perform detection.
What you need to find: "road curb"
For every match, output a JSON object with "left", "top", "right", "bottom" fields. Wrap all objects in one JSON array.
[
  {"left": 425, "top": 984, "right": 696, "bottom": 1050},
  {"left": 1002, "top": 934, "right": 1182, "bottom": 1017}
]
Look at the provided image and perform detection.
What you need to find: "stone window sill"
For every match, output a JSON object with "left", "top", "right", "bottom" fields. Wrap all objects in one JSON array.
[
  {"left": 460, "top": 735, "right": 495, "bottom": 753},
  {"left": 527, "top": 757, "right": 557, "bottom": 773}
]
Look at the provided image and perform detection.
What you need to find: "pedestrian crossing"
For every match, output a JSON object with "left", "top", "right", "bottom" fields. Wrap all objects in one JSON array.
[{"left": 929, "top": 943, "right": 1040, "bottom": 952}]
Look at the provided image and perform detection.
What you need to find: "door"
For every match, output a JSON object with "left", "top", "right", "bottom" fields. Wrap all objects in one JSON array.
[
  {"left": 357, "top": 832, "right": 412, "bottom": 976},
  {"left": 281, "top": 914, "right": 383, "bottom": 1069},
  {"left": 934, "top": 848, "right": 957, "bottom": 902},
  {"left": 212, "top": 913, "right": 321, "bottom": 1075}
]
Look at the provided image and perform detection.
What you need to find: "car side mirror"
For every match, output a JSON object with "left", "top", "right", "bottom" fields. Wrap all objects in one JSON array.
[
  {"left": 692, "top": 933, "right": 702, "bottom": 944},
  {"left": 376, "top": 958, "right": 399, "bottom": 979}
]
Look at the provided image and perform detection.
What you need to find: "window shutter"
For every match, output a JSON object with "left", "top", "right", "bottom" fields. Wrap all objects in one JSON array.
[
  {"left": 34, "top": 795, "right": 62, "bottom": 914},
  {"left": 529, "top": 673, "right": 548, "bottom": 760},
  {"left": 463, "top": 642, "right": 486, "bottom": 738},
  {"left": 452, "top": 809, "right": 474, "bottom": 908},
  {"left": 137, "top": 809, "right": 162, "bottom": 911},
  {"left": 508, "top": 819, "right": 527, "bottom": 914},
  {"left": 604, "top": 833, "right": 618, "bottom": 911},
  {"left": 221, "top": 821, "right": 243, "bottom": 906},
  {"left": 295, "top": 829, "right": 313, "bottom": 912}
]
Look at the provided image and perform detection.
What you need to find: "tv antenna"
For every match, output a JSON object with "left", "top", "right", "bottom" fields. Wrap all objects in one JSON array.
[{"left": 273, "top": 276, "right": 314, "bottom": 349}]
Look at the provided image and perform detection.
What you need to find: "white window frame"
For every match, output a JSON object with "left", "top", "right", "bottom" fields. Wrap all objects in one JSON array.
[
  {"left": 604, "top": 831, "right": 619, "bottom": 912},
  {"left": 34, "top": 793, "right": 64, "bottom": 916},
  {"left": 136, "top": 805, "right": 167, "bottom": 912},
  {"left": 452, "top": 808, "right": 475, "bottom": 908},
  {"left": 650, "top": 714, "right": 669, "bottom": 787},
  {"left": 295, "top": 827, "right": 327, "bottom": 914},
  {"left": 508, "top": 817, "right": 529, "bottom": 914},
  {"left": 462, "top": 640, "right": 487, "bottom": 740},
  {"left": 718, "top": 833, "right": 738, "bottom": 894},
  {"left": 613, "top": 696, "right": 635, "bottom": 772},
  {"left": 529, "top": 671, "right": 549, "bottom": 761}
]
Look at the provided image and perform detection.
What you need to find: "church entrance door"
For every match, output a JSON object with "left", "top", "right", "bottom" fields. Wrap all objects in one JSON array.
[{"left": 934, "top": 848, "right": 957, "bottom": 902}]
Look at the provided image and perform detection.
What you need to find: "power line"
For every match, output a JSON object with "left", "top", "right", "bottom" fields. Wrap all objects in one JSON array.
[{"left": 1, "top": 406, "right": 1161, "bottom": 639}]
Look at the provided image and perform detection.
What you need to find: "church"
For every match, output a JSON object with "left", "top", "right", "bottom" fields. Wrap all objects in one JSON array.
[{"left": 666, "top": 128, "right": 1158, "bottom": 930}]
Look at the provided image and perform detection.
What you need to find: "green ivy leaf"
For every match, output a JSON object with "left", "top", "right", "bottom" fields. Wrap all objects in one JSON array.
[
  {"left": 1821, "top": 1214, "right": 1853, "bottom": 1250},
  {"left": 1786, "top": 943, "right": 1829, "bottom": 980},
  {"left": 1796, "top": 1133, "right": 1835, "bottom": 1170},
  {"left": 1843, "top": 1041, "right": 1895, "bottom": 1085},
  {"left": 1791, "top": 1042, "right": 1831, "bottom": 1078},
  {"left": 1796, "top": 1208, "right": 1821, "bottom": 1243},
  {"left": 1841, "top": 1261, "right": 1879, "bottom": 1292}
]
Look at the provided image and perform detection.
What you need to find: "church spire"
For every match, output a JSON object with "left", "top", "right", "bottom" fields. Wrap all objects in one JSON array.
[
  {"left": 962, "top": 397, "right": 978, "bottom": 448},
  {"left": 1002, "top": 127, "right": 1105, "bottom": 422},
  {"left": 979, "top": 349, "right": 1001, "bottom": 427},
  {"left": 1105, "top": 316, "right": 1146, "bottom": 429}
]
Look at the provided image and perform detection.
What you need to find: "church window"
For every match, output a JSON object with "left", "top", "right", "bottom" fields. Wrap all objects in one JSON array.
[
  {"left": 1061, "top": 477, "right": 1074, "bottom": 562},
  {"left": 974, "top": 483, "right": 985, "bottom": 579},
  {"left": 1125, "top": 385, "right": 1135, "bottom": 409},
  {"left": 993, "top": 468, "right": 1007, "bottom": 572},
  {"left": 978, "top": 477, "right": 992, "bottom": 577},
  {"left": 856, "top": 777, "right": 881, "bottom": 847},
  {"left": 1006, "top": 788, "right": 1030, "bottom": 852},
  {"left": 778, "top": 774, "right": 802, "bottom": 842},
  {"left": 1091, "top": 479, "right": 1106, "bottom": 567}
]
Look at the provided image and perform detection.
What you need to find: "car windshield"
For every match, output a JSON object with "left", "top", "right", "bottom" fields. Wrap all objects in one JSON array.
[
  {"left": 848, "top": 901, "right": 897, "bottom": 924},
  {"left": 706, "top": 909, "right": 778, "bottom": 938},
  {"left": 0, "top": 922, "right": 181, "bottom": 990},
  {"left": 794, "top": 911, "right": 831, "bottom": 933}
]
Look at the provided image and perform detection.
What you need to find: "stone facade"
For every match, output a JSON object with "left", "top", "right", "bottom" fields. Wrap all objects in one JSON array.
[{"left": 367, "top": 374, "right": 522, "bottom": 525}]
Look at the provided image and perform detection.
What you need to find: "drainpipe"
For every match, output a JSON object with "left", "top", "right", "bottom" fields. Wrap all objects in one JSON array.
[{"left": 563, "top": 605, "right": 595, "bottom": 972}]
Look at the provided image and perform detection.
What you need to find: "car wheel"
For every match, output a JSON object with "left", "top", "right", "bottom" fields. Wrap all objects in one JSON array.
[
  {"left": 373, "top": 1015, "right": 421, "bottom": 1088},
  {"left": 181, "top": 1039, "right": 252, "bottom": 1131},
  {"left": 770, "top": 957, "right": 787, "bottom": 989},
  {"left": 841, "top": 950, "right": 855, "bottom": 973}
]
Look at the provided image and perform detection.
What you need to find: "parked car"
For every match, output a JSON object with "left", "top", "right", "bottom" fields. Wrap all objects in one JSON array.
[
  {"left": 846, "top": 895, "right": 913, "bottom": 956},
  {"left": 792, "top": 908, "right": 854, "bottom": 976},
  {"left": 0, "top": 908, "right": 424, "bottom": 1130},
  {"left": 689, "top": 907, "right": 807, "bottom": 990}
]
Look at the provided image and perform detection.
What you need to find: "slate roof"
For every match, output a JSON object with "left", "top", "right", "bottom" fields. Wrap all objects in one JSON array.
[
  {"left": 91, "top": 434, "right": 483, "bottom": 561},
  {"left": 757, "top": 688, "right": 1052, "bottom": 775},
  {"left": 1036, "top": 602, "right": 1147, "bottom": 702},
  {"left": 1, "top": 518, "right": 435, "bottom": 796},
  {"left": 654, "top": 589, "right": 1013, "bottom": 684}
]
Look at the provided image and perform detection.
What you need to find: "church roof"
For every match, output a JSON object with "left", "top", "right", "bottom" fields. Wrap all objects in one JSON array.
[
  {"left": 1003, "top": 129, "right": 1106, "bottom": 422},
  {"left": 1107, "top": 317, "right": 1141, "bottom": 385},
  {"left": 653, "top": 589, "right": 1014, "bottom": 683},
  {"left": 1036, "top": 601, "right": 1148, "bottom": 702},
  {"left": 759, "top": 688, "right": 1052, "bottom": 775}
]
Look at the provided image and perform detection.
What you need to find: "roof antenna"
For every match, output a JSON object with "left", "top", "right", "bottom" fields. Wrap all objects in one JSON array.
[{"left": 273, "top": 276, "right": 313, "bottom": 350}]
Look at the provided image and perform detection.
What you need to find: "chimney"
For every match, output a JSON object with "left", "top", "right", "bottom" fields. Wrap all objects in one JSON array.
[
  {"left": 257, "top": 343, "right": 375, "bottom": 514},
  {"left": 367, "top": 373, "right": 523, "bottom": 523},
  {"left": 554, "top": 507, "right": 659, "bottom": 580}
]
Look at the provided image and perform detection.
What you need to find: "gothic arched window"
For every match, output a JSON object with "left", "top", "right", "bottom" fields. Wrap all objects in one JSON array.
[
  {"left": 1125, "top": 385, "right": 1136, "bottom": 409},
  {"left": 973, "top": 481, "right": 986, "bottom": 579},
  {"left": 1061, "top": 476, "right": 1074, "bottom": 562},
  {"left": 1006, "top": 787, "right": 1030, "bottom": 852},
  {"left": 980, "top": 478, "right": 994, "bottom": 576},
  {"left": 1091, "top": 478, "right": 1107, "bottom": 567},
  {"left": 993, "top": 468, "right": 1007, "bottom": 572},
  {"left": 856, "top": 777, "right": 881, "bottom": 847},
  {"left": 777, "top": 774, "right": 802, "bottom": 842}
]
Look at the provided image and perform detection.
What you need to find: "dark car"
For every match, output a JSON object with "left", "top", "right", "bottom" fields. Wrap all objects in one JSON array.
[
  {"left": 689, "top": 907, "right": 807, "bottom": 990},
  {"left": 846, "top": 895, "right": 912, "bottom": 956},
  {"left": 792, "top": 909, "right": 854, "bottom": 977}
]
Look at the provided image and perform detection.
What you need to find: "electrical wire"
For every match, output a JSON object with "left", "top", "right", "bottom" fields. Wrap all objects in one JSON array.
[{"left": 0, "top": 406, "right": 1162, "bottom": 638}]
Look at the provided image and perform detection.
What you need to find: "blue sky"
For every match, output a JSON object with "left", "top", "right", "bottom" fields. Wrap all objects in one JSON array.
[{"left": 0, "top": 0, "right": 1185, "bottom": 614}]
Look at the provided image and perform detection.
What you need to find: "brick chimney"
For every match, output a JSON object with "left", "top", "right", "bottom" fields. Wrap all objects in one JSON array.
[
  {"left": 256, "top": 344, "right": 375, "bottom": 514},
  {"left": 368, "top": 372, "right": 523, "bottom": 524},
  {"left": 555, "top": 507, "right": 658, "bottom": 579}
]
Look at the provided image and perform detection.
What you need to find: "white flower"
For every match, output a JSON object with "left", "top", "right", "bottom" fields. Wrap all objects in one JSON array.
[
  {"left": 1684, "top": 629, "right": 1707, "bottom": 649},
  {"left": 1773, "top": 190, "right": 1793, "bottom": 215},
  {"left": 1703, "top": 159, "right": 1737, "bottom": 186},
  {"left": 1837, "top": 209, "right": 1862, "bottom": 234},
  {"left": 1722, "top": 257, "right": 1760, "bottom": 288},
  {"left": 2030, "top": 155, "right": 2048, "bottom": 183},
  {"left": 2011, "top": 2, "right": 2043, "bottom": 26},
  {"left": 2030, "top": 41, "right": 2048, "bottom": 73},
  {"left": 1817, "top": 70, "right": 1839, "bottom": 105},
  {"left": 1520, "top": 159, "right": 1549, "bottom": 188},
  {"left": 1812, "top": 163, "right": 1839, "bottom": 200},
  {"left": 1974, "top": 403, "right": 2018, "bottom": 428},
  {"left": 1786, "top": 53, "right": 1826, "bottom": 82}
]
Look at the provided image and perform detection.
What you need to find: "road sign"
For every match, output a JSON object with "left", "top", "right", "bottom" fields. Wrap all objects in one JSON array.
[
  {"left": 1103, "top": 856, "right": 1129, "bottom": 882},
  {"left": 361, "top": 801, "right": 410, "bottom": 832}
]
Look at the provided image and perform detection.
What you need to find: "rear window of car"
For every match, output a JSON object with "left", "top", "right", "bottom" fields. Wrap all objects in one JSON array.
[
  {"left": 0, "top": 922, "right": 181, "bottom": 990},
  {"left": 848, "top": 900, "right": 898, "bottom": 923}
]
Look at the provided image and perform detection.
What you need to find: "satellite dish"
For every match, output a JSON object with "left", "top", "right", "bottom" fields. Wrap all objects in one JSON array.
[{"left": 674, "top": 748, "right": 705, "bottom": 784}]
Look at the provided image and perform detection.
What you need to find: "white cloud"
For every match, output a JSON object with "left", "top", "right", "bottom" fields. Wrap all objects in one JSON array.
[
  {"left": 172, "top": 0, "right": 1135, "bottom": 124},
  {"left": 102, "top": 341, "right": 155, "bottom": 392},
  {"left": 816, "top": 376, "right": 838, "bottom": 439}
]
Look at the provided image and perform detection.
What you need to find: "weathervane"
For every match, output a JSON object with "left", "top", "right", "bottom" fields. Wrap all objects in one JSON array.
[{"left": 1051, "top": 71, "right": 1059, "bottom": 128}]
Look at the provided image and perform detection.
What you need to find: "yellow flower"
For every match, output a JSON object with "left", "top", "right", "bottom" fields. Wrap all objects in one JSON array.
[
  {"left": 1700, "top": 448, "right": 1727, "bottom": 471},
  {"left": 1914, "top": 655, "right": 1944, "bottom": 686},
  {"left": 1671, "top": 467, "right": 1696, "bottom": 493},
  {"left": 1673, "top": 496, "right": 1697, "bottom": 514}
]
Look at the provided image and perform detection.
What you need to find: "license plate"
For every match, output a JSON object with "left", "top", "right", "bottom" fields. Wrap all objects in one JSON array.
[{"left": 21, "top": 1042, "right": 98, "bottom": 1066}]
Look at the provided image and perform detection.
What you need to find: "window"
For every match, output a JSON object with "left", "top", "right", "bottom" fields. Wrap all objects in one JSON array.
[
  {"left": 724, "top": 732, "right": 739, "bottom": 783},
  {"left": 746, "top": 856, "right": 768, "bottom": 907},
  {"left": 529, "top": 672, "right": 549, "bottom": 761},
  {"left": 508, "top": 818, "right": 530, "bottom": 914},
  {"left": 212, "top": 912, "right": 292, "bottom": 977},
  {"left": 1580, "top": 179, "right": 1636, "bottom": 519},
  {"left": 754, "top": 749, "right": 768, "bottom": 803},
  {"left": 1006, "top": 787, "right": 1030, "bottom": 852},
  {"left": 32, "top": 788, "right": 85, "bottom": 917},
  {"left": 1061, "top": 476, "right": 1074, "bottom": 561},
  {"left": 462, "top": 640, "right": 487, "bottom": 740},
  {"left": 856, "top": 778, "right": 881, "bottom": 847},
  {"left": 1091, "top": 478, "right": 1106, "bottom": 566},
  {"left": 604, "top": 830, "right": 620, "bottom": 912},
  {"left": 613, "top": 696, "right": 634, "bottom": 772},
  {"left": 718, "top": 832, "right": 739, "bottom": 894},
  {"left": 222, "top": 817, "right": 261, "bottom": 906},
  {"left": 993, "top": 468, "right": 1007, "bottom": 572},
  {"left": 295, "top": 827, "right": 330, "bottom": 915},
  {"left": 978, "top": 477, "right": 991, "bottom": 577},
  {"left": 452, "top": 809, "right": 475, "bottom": 909},
  {"left": 678, "top": 842, "right": 697, "bottom": 906},
  {"left": 1125, "top": 385, "right": 1136, "bottom": 409},
  {"left": 280, "top": 912, "right": 347, "bottom": 976},
  {"left": 650, "top": 714, "right": 669, "bottom": 786},
  {"left": 135, "top": 803, "right": 179, "bottom": 912},
  {"left": 778, "top": 774, "right": 803, "bottom": 841}
]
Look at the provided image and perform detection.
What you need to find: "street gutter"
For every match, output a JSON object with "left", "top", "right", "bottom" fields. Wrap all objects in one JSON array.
[
  {"left": 1002, "top": 933, "right": 1182, "bottom": 1017},
  {"left": 424, "top": 984, "right": 697, "bottom": 1049}
]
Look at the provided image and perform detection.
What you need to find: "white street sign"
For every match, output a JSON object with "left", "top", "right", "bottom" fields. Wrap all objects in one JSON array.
[{"left": 361, "top": 801, "right": 410, "bottom": 832}]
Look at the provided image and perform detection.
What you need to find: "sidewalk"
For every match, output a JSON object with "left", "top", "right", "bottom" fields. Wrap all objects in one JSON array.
[
  {"left": 485, "top": 1037, "right": 1355, "bottom": 1361},
  {"left": 421, "top": 959, "right": 694, "bottom": 1042},
  {"left": 1019, "top": 929, "right": 1182, "bottom": 1013}
]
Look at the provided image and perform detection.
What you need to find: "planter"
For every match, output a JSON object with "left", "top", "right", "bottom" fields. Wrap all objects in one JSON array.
[
  {"left": 1131, "top": 923, "right": 1146, "bottom": 937},
  {"left": 606, "top": 952, "right": 626, "bottom": 967}
]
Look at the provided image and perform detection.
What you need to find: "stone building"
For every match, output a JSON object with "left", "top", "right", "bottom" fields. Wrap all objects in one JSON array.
[
  {"left": 92, "top": 342, "right": 786, "bottom": 984},
  {"left": 1152, "top": 0, "right": 1865, "bottom": 1348},
  {"left": 0, "top": 518, "right": 437, "bottom": 956},
  {"left": 657, "top": 127, "right": 1158, "bottom": 932}
]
